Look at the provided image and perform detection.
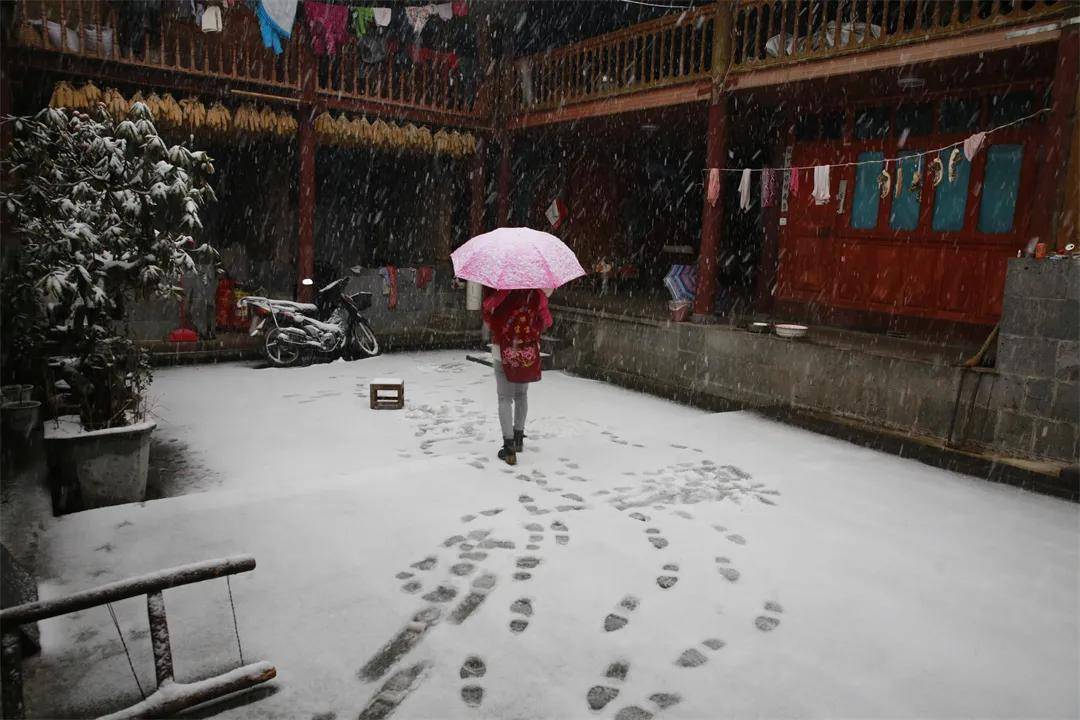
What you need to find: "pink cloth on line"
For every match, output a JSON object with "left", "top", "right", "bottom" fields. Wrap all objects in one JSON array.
[
  {"left": 963, "top": 132, "right": 987, "bottom": 162},
  {"left": 305, "top": 1, "right": 350, "bottom": 56},
  {"left": 789, "top": 167, "right": 800, "bottom": 197},
  {"left": 405, "top": 5, "right": 439, "bottom": 34},
  {"left": 707, "top": 168, "right": 721, "bottom": 207},
  {"left": 761, "top": 168, "right": 776, "bottom": 208}
]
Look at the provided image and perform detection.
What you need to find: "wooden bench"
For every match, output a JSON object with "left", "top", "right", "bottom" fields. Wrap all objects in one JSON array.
[{"left": 370, "top": 378, "right": 404, "bottom": 410}]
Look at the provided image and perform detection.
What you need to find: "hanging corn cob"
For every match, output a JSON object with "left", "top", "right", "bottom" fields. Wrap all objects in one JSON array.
[
  {"left": 158, "top": 93, "right": 183, "bottom": 127},
  {"left": 275, "top": 111, "right": 297, "bottom": 137},
  {"left": 103, "top": 88, "right": 128, "bottom": 120},
  {"left": 314, "top": 111, "right": 336, "bottom": 138},
  {"left": 179, "top": 97, "right": 207, "bottom": 130},
  {"left": 433, "top": 129, "right": 450, "bottom": 155},
  {"left": 81, "top": 82, "right": 103, "bottom": 106},
  {"left": 205, "top": 102, "right": 232, "bottom": 133},
  {"left": 49, "top": 81, "right": 77, "bottom": 109}
]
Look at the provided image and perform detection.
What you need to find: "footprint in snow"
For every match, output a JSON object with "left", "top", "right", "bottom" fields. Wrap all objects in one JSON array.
[
  {"left": 715, "top": 556, "right": 740, "bottom": 582},
  {"left": 411, "top": 557, "right": 437, "bottom": 571},
  {"left": 726, "top": 533, "right": 746, "bottom": 545},
  {"left": 603, "top": 596, "right": 639, "bottom": 632},
  {"left": 509, "top": 598, "right": 533, "bottom": 633},
  {"left": 587, "top": 661, "right": 629, "bottom": 711},
  {"left": 657, "top": 563, "right": 679, "bottom": 589},
  {"left": 755, "top": 601, "right": 784, "bottom": 631}
]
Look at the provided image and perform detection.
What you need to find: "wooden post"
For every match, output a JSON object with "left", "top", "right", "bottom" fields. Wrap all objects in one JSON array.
[
  {"left": 1, "top": 631, "right": 23, "bottom": 720},
  {"left": 146, "top": 591, "right": 174, "bottom": 687},
  {"left": 297, "top": 110, "right": 316, "bottom": 303},
  {"left": 470, "top": 137, "right": 487, "bottom": 238},
  {"left": 496, "top": 135, "right": 512, "bottom": 227},
  {"left": 693, "top": 4, "right": 733, "bottom": 320},
  {"left": 295, "top": 23, "right": 318, "bottom": 303},
  {"left": 1032, "top": 25, "right": 1079, "bottom": 252}
]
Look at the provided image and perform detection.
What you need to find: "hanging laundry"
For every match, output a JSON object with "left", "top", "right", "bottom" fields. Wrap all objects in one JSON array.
[
  {"left": 405, "top": 5, "right": 439, "bottom": 35},
  {"left": 963, "top": 131, "right": 987, "bottom": 162},
  {"left": 761, "top": 168, "right": 776, "bottom": 208},
  {"left": 452, "top": 0, "right": 468, "bottom": 16},
  {"left": 358, "top": 35, "right": 387, "bottom": 63},
  {"left": 200, "top": 0, "right": 223, "bottom": 32},
  {"left": 351, "top": 7, "right": 375, "bottom": 37},
  {"left": 436, "top": 3, "right": 453, "bottom": 21},
  {"left": 255, "top": 0, "right": 298, "bottom": 55},
  {"left": 379, "top": 266, "right": 399, "bottom": 310},
  {"left": 789, "top": 167, "right": 800, "bottom": 197},
  {"left": 305, "top": 1, "right": 350, "bottom": 56},
  {"left": 707, "top": 168, "right": 720, "bottom": 207},
  {"left": 373, "top": 7, "right": 393, "bottom": 27},
  {"left": 738, "top": 168, "right": 752, "bottom": 211},
  {"left": 812, "top": 165, "right": 830, "bottom": 204},
  {"left": 416, "top": 266, "right": 435, "bottom": 289}
]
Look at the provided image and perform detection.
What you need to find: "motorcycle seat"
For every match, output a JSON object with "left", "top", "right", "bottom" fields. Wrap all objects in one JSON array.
[{"left": 243, "top": 297, "right": 320, "bottom": 316}]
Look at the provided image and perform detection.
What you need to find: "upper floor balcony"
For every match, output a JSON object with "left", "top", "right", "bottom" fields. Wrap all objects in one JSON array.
[
  {"left": 8, "top": 0, "right": 488, "bottom": 127},
  {"left": 7, "top": 1, "right": 1075, "bottom": 131},
  {"left": 509, "top": 0, "right": 1075, "bottom": 126}
]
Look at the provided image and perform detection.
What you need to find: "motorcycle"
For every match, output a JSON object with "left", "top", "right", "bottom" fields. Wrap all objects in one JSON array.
[{"left": 239, "top": 273, "right": 379, "bottom": 367}]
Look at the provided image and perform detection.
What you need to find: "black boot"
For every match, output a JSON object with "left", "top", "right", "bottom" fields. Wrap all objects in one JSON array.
[
  {"left": 498, "top": 438, "right": 517, "bottom": 466},
  {"left": 513, "top": 430, "right": 525, "bottom": 453}
]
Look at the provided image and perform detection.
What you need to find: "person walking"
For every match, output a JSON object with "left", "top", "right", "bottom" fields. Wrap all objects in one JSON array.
[{"left": 482, "top": 287, "right": 553, "bottom": 465}]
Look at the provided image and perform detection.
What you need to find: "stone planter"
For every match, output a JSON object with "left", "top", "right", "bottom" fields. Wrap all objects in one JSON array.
[
  {"left": 44, "top": 416, "right": 156, "bottom": 512},
  {"left": 1, "top": 401, "right": 41, "bottom": 440}
]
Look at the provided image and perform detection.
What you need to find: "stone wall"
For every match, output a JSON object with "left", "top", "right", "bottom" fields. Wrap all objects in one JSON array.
[
  {"left": 550, "top": 258, "right": 1079, "bottom": 466},
  {"left": 987, "top": 257, "right": 1079, "bottom": 461}
]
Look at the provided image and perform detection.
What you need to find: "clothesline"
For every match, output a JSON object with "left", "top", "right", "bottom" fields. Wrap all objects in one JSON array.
[
  {"left": 626, "top": 0, "right": 699, "bottom": 8},
  {"left": 702, "top": 107, "right": 1049, "bottom": 175}
]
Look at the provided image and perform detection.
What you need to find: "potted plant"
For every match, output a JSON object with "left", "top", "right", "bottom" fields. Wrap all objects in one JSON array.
[{"left": 1, "top": 102, "right": 216, "bottom": 511}]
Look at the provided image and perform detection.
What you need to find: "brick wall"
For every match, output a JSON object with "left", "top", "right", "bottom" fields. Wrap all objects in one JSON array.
[{"left": 991, "top": 257, "right": 1079, "bottom": 461}]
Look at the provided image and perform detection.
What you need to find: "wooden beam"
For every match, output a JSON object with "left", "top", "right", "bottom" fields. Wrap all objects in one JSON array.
[
  {"left": 727, "top": 21, "right": 1063, "bottom": 91},
  {"left": 507, "top": 80, "right": 710, "bottom": 130},
  {"left": 98, "top": 662, "right": 277, "bottom": 720},
  {"left": 0, "top": 556, "right": 257, "bottom": 627}
]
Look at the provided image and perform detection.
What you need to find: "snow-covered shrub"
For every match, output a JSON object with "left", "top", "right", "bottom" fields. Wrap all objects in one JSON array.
[{"left": 1, "top": 103, "right": 216, "bottom": 429}]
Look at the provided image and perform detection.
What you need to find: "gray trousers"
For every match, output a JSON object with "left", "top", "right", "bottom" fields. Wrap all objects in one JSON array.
[{"left": 494, "top": 359, "right": 528, "bottom": 440}]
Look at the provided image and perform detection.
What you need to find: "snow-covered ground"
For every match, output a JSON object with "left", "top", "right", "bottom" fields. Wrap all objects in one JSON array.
[{"left": 22, "top": 351, "right": 1080, "bottom": 719}]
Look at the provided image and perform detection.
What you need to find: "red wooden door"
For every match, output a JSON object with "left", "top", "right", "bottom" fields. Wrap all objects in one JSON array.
[{"left": 776, "top": 121, "right": 1039, "bottom": 326}]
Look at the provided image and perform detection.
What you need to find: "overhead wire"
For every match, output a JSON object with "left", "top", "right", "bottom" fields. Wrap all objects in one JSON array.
[{"left": 702, "top": 107, "right": 1050, "bottom": 175}]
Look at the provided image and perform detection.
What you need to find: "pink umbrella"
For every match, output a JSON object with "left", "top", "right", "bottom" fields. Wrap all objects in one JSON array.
[{"left": 451, "top": 227, "right": 585, "bottom": 290}]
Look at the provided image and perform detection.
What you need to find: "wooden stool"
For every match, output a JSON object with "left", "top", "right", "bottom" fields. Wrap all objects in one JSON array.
[{"left": 370, "top": 378, "right": 404, "bottom": 410}]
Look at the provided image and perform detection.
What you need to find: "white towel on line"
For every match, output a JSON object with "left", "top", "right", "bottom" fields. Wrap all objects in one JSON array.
[{"left": 812, "top": 165, "right": 830, "bottom": 204}]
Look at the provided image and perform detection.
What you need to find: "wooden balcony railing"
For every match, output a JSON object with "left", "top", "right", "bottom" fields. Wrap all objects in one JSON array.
[
  {"left": 12, "top": 0, "right": 485, "bottom": 120},
  {"left": 13, "top": 0, "right": 302, "bottom": 91},
  {"left": 317, "top": 43, "right": 483, "bottom": 117},
  {"left": 513, "top": 5, "right": 718, "bottom": 112},
  {"left": 730, "top": 0, "right": 1075, "bottom": 71}
]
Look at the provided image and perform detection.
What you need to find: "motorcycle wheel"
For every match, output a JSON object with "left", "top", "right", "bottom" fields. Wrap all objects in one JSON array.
[
  {"left": 264, "top": 327, "right": 302, "bottom": 367},
  {"left": 351, "top": 319, "right": 380, "bottom": 358}
]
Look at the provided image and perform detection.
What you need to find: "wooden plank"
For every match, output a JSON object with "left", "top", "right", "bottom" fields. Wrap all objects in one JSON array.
[
  {"left": 0, "top": 556, "right": 257, "bottom": 626},
  {"left": 727, "top": 21, "right": 1062, "bottom": 89},
  {"left": 507, "top": 80, "right": 709, "bottom": 130}
]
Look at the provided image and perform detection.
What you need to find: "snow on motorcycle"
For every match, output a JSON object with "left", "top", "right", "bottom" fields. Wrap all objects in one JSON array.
[{"left": 239, "top": 272, "right": 379, "bottom": 367}]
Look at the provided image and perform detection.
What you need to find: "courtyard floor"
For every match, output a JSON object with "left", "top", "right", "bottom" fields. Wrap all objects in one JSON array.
[{"left": 21, "top": 351, "right": 1080, "bottom": 719}]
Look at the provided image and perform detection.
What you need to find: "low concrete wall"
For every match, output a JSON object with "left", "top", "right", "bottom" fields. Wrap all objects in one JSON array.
[
  {"left": 552, "top": 309, "right": 966, "bottom": 442},
  {"left": 551, "top": 258, "right": 1079, "bottom": 465}
]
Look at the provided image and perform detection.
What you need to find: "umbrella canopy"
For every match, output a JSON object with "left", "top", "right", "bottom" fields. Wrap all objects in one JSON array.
[
  {"left": 451, "top": 227, "right": 585, "bottom": 290},
  {"left": 664, "top": 264, "right": 697, "bottom": 302}
]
